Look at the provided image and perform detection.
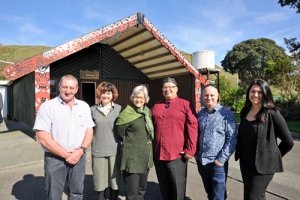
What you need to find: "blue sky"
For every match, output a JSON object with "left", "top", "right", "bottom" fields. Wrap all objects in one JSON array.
[{"left": 0, "top": 0, "right": 299, "bottom": 66}]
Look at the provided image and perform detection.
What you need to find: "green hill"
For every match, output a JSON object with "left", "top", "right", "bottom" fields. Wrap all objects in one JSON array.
[{"left": 0, "top": 45, "right": 52, "bottom": 80}]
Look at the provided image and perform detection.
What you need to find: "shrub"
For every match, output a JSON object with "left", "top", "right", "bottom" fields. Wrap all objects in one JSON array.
[
  {"left": 231, "top": 99, "right": 245, "bottom": 112},
  {"left": 275, "top": 98, "right": 300, "bottom": 120}
]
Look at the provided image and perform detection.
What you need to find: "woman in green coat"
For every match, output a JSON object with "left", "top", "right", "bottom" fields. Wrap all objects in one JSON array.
[{"left": 116, "top": 85, "right": 154, "bottom": 200}]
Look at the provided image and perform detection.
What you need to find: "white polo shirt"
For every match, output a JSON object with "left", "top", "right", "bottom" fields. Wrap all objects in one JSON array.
[{"left": 33, "top": 96, "right": 95, "bottom": 151}]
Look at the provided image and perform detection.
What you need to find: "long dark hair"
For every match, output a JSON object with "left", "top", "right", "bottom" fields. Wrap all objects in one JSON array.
[{"left": 244, "top": 79, "right": 278, "bottom": 121}]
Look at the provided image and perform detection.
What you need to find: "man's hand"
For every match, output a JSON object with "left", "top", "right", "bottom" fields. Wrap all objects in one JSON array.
[
  {"left": 184, "top": 153, "right": 193, "bottom": 159},
  {"left": 180, "top": 152, "right": 193, "bottom": 159},
  {"left": 66, "top": 148, "right": 84, "bottom": 165},
  {"left": 214, "top": 159, "right": 224, "bottom": 166}
]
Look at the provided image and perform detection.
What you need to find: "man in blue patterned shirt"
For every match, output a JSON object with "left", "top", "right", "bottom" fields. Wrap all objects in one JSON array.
[{"left": 196, "top": 84, "right": 237, "bottom": 200}]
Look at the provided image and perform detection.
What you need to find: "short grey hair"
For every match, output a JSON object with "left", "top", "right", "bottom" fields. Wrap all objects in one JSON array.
[
  {"left": 130, "top": 85, "right": 150, "bottom": 103},
  {"left": 59, "top": 75, "right": 78, "bottom": 87}
]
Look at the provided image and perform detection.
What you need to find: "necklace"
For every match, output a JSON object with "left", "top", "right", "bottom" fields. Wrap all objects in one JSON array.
[
  {"left": 103, "top": 107, "right": 110, "bottom": 115},
  {"left": 100, "top": 103, "right": 112, "bottom": 116}
]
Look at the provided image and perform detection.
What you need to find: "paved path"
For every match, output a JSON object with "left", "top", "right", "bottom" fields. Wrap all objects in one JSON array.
[{"left": 0, "top": 119, "right": 299, "bottom": 199}]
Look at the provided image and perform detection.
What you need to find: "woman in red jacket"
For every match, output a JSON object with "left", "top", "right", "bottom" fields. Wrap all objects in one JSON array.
[{"left": 235, "top": 79, "right": 294, "bottom": 200}]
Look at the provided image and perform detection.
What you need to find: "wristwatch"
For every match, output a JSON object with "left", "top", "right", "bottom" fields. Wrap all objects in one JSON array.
[{"left": 80, "top": 146, "right": 87, "bottom": 153}]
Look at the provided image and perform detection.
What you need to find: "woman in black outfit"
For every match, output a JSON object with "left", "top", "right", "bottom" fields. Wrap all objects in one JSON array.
[{"left": 235, "top": 79, "right": 294, "bottom": 200}]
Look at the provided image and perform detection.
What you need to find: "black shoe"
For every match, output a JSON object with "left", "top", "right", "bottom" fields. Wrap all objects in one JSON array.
[{"left": 110, "top": 188, "right": 119, "bottom": 200}]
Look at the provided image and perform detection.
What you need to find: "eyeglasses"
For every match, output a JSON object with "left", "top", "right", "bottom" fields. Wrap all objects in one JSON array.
[
  {"left": 162, "top": 86, "right": 177, "bottom": 90},
  {"left": 165, "top": 102, "right": 170, "bottom": 108},
  {"left": 133, "top": 96, "right": 145, "bottom": 100}
]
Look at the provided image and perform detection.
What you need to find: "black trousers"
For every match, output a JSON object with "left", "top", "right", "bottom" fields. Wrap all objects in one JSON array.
[
  {"left": 122, "top": 170, "right": 149, "bottom": 200},
  {"left": 240, "top": 162, "right": 274, "bottom": 200},
  {"left": 154, "top": 157, "right": 187, "bottom": 200}
]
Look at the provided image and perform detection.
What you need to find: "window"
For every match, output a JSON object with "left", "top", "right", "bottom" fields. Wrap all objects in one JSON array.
[{"left": 50, "top": 79, "right": 58, "bottom": 99}]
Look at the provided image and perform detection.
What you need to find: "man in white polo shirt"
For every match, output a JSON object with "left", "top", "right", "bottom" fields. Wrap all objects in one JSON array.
[{"left": 33, "top": 74, "right": 95, "bottom": 200}]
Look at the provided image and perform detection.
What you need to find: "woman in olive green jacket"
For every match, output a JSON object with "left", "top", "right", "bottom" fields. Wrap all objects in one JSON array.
[{"left": 116, "top": 85, "right": 154, "bottom": 200}]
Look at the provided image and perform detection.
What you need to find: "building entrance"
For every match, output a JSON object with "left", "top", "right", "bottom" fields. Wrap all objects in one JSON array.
[{"left": 81, "top": 82, "right": 96, "bottom": 107}]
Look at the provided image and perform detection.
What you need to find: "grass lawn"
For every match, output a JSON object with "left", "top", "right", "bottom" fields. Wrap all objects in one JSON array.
[
  {"left": 233, "top": 113, "right": 300, "bottom": 133},
  {"left": 233, "top": 113, "right": 241, "bottom": 123},
  {"left": 285, "top": 120, "right": 300, "bottom": 133}
]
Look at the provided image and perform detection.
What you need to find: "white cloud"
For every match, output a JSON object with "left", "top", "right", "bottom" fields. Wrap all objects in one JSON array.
[
  {"left": 67, "top": 24, "right": 91, "bottom": 35},
  {"left": 256, "top": 12, "right": 288, "bottom": 23},
  {"left": 4, "top": 15, "right": 46, "bottom": 35},
  {"left": 84, "top": 7, "right": 108, "bottom": 20},
  {"left": 19, "top": 23, "right": 45, "bottom": 35},
  {"left": 83, "top": 4, "right": 126, "bottom": 24}
]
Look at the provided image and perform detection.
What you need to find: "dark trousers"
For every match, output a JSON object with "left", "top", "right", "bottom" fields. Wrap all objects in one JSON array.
[
  {"left": 122, "top": 170, "right": 149, "bottom": 200},
  {"left": 240, "top": 162, "right": 274, "bottom": 200},
  {"left": 197, "top": 160, "right": 228, "bottom": 200},
  {"left": 154, "top": 157, "right": 187, "bottom": 200},
  {"left": 44, "top": 152, "right": 86, "bottom": 200}
]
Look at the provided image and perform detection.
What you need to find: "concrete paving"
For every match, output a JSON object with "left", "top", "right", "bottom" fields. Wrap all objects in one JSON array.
[{"left": 0, "top": 118, "right": 299, "bottom": 200}]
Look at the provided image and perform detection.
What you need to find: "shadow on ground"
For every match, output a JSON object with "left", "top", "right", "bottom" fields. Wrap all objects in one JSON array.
[
  {"left": 11, "top": 174, "right": 46, "bottom": 200},
  {"left": 11, "top": 174, "right": 97, "bottom": 200},
  {"left": 0, "top": 118, "right": 35, "bottom": 139},
  {"left": 11, "top": 174, "right": 184, "bottom": 200}
]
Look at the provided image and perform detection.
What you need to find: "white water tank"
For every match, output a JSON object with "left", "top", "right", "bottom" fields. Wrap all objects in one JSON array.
[{"left": 192, "top": 50, "right": 215, "bottom": 69}]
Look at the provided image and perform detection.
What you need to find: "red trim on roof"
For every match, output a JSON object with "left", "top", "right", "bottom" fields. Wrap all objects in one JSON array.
[{"left": 2, "top": 14, "right": 139, "bottom": 80}]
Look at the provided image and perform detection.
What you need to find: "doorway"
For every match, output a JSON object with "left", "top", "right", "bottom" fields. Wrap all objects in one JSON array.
[{"left": 81, "top": 82, "right": 96, "bottom": 107}]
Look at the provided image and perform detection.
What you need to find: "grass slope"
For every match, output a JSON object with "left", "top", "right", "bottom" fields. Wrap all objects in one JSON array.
[
  {"left": 0, "top": 45, "right": 51, "bottom": 80},
  {"left": 234, "top": 113, "right": 300, "bottom": 133}
]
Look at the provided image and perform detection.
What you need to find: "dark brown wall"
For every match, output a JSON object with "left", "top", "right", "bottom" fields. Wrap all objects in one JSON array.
[
  {"left": 6, "top": 85, "right": 13, "bottom": 118},
  {"left": 50, "top": 43, "right": 149, "bottom": 82},
  {"left": 100, "top": 45, "right": 148, "bottom": 81},
  {"left": 49, "top": 43, "right": 101, "bottom": 79},
  {"left": 11, "top": 73, "right": 35, "bottom": 127}
]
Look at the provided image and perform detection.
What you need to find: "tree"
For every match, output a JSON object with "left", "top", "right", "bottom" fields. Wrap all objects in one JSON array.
[
  {"left": 216, "top": 76, "right": 245, "bottom": 112},
  {"left": 278, "top": 0, "right": 300, "bottom": 13},
  {"left": 278, "top": 1, "right": 300, "bottom": 59},
  {"left": 266, "top": 56, "right": 300, "bottom": 102},
  {"left": 217, "top": 76, "right": 233, "bottom": 106},
  {"left": 284, "top": 38, "right": 300, "bottom": 60},
  {"left": 221, "top": 38, "right": 287, "bottom": 88}
]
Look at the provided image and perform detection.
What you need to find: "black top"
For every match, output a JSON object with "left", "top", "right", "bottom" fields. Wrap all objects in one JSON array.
[
  {"left": 238, "top": 119, "right": 258, "bottom": 171},
  {"left": 235, "top": 107, "right": 294, "bottom": 174}
]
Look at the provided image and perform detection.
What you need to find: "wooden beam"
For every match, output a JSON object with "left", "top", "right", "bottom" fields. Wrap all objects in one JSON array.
[
  {"left": 118, "top": 37, "right": 156, "bottom": 54},
  {"left": 123, "top": 45, "right": 164, "bottom": 60},
  {"left": 137, "top": 60, "right": 178, "bottom": 70},
  {"left": 110, "top": 28, "right": 148, "bottom": 48},
  {"left": 132, "top": 52, "right": 171, "bottom": 65}
]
